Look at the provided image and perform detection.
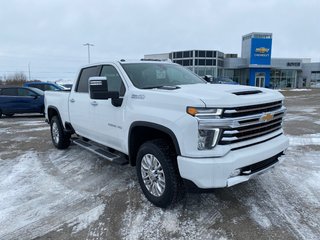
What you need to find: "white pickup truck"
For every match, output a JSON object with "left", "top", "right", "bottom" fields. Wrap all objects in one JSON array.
[{"left": 45, "top": 60, "right": 289, "bottom": 208}]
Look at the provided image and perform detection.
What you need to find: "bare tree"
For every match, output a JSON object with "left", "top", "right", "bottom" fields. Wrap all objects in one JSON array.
[{"left": 5, "top": 72, "right": 28, "bottom": 86}]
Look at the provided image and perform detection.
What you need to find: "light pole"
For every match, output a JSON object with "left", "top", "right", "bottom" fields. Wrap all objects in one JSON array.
[
  {"left": 83, "top": 43, "right": 94, "bottom": 63},
  {"left": 28, "top": 62, "right": 31, "bottom": 81}
]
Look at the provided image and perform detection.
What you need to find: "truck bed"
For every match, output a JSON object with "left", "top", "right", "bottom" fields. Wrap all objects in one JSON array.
[{"left": 45, "top": 91, "right": 70, "bottom": 126}]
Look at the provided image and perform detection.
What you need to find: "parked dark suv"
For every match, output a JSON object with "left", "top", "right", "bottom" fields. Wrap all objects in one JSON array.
[{"left": 0, "top": 86, "right": 44, "bottom": 117}]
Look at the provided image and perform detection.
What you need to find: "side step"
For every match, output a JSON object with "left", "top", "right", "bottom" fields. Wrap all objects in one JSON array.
[{"left": 72, "top": 138, "right": 128, "bottom": 165}]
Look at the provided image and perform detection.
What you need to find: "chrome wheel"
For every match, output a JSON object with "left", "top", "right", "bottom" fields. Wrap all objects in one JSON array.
[
  {"left": 141, "top": 153, "right": 166, "bottom": 197},
  {"left": 52, "top": 122, "right": 60, "bottom": 144}
]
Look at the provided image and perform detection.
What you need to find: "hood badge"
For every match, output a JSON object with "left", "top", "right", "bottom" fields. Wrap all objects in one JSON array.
[{"left": 260, "top": 113, "right": 274, "bottom": 122}]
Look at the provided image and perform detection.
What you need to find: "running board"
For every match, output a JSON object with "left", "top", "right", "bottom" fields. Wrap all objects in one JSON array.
[{"left": 72, "top": 138, "right": 128, "bottom": 165}]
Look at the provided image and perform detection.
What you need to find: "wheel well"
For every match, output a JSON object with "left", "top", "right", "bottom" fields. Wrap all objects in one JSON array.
[
  {"left": 47, "top": 107, "right": 59, "bottom": 123},
  {"left": 47, "top": 107, "right": 75, "bottom": 134},
  {"left": 128, "top": 124, "right": 180, "bottom": 166}
]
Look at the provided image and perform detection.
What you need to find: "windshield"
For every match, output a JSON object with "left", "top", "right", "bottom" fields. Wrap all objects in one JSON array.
[{"left": 121, "top": 63, "right": 205, "bottom": 89}]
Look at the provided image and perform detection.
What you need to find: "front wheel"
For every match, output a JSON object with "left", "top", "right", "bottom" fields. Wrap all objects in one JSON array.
[
  {"left": 50, "top": 116, "right": 70, "bottom": 149},
  {"left": 136, "top": 139, "right": 182, "bottom": 208}
]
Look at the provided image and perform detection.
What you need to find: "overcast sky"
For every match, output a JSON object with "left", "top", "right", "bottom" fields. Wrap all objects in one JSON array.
[{"left": 0, "top": 0, "right": 319, "bottom": 81}]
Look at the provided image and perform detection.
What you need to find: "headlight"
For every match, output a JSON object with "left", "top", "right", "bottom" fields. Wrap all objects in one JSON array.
[
  {"left": 187, "top": 107, "right": 223, "bottom": 150},
  {"left": 187, "top": 107, "right": 223, "bottom": 118}
]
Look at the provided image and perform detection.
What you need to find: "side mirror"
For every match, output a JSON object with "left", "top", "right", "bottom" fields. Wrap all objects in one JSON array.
[{"left": 89, "top": 76, "right": 119, "bottom": 100}]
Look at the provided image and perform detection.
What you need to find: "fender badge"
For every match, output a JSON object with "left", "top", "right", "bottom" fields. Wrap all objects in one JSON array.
[
  {"left": 260, "top": 113, "right": 274, "bottom": 122},
  {"left": 131, "top": 94, "right": 145, "bottom": 99}
]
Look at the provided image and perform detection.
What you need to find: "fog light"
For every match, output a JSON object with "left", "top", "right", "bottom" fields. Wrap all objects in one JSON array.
[{"left": 230, "top": 169, "right": 241, "bottom": 177}]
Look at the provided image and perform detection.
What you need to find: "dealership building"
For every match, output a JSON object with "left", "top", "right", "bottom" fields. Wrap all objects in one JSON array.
[{"left": 145, "top": 32, "right": 320, "bottom": 88}]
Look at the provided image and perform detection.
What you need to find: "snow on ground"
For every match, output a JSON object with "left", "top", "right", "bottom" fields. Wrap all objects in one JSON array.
[
  {"left": 279, "top": 89, "right": 312, "bottom": 92},
  {"left": 0, "top": 151, "right": 106, "bottom": 240},
  {"left": 288, "top": 134, "right": 320, "bottom": 146}
]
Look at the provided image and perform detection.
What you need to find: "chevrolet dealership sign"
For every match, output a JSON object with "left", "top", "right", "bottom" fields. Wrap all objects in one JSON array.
[{"left": 250, "top": 38, "right": 272, "bottom": 65}]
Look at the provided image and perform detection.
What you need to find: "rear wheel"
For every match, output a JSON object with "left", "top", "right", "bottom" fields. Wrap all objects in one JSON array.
[
  {"left": 50, "top": 116, "right": 70, "bottom": 149},
  {"left": 136, "top": 139, "right": 183, "bottom": 208}
]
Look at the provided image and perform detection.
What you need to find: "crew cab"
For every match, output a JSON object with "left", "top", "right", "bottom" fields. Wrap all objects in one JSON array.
[
  {"left": 45, "top": 60, "right": 289, "bottom": 208},
  {"left": 0, "top": 86, "right": 44, "bottom": 117}
]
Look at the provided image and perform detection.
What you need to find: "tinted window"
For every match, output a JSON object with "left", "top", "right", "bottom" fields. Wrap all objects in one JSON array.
[
  {"left": 206, "top": 51, "right": 213, "bottom": 58},
  {"left": 206, "top": 59, "right": 213, "bottom": 65},
  {"left": 183, "top": 59, "right": 190, "bottom": 66},
  {"left": 18, "top": 88, "right": 35, "bottom": 96},
  {"left": 31, "top": 84, "right": 44, "bottom": 91},
  {"left": 183, "top": 51, "right": 190, "bottom": 58},
  {"left": 199, "top": 51, "right": 205, "bottom": 57},
  {"left": 100, "top": 65, "right": 126, "bottom": 96},
  {"left": 28, "top": 87, "right": 44, "bottom": 95},
  {"left": 45, "top": 84, "right": 59, "bottom": 91},
  {"left": 76, "top": 66, "right": 99, "bottom": 93},
  {"left": 1, "top": 88, "right": 18, "bottom": 96}
]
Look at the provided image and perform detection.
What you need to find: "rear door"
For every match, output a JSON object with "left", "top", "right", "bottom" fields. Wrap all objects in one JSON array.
[
  {"left": 17, "top": 88, "right": 43, "bottom": 113},
  {"left": 69, "top": 66, "right": 100, "bottom": 139}
]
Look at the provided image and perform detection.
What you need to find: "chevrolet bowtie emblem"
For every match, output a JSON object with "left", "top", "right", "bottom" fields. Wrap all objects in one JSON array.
[
  {"left": 260, "top": 113, "right": 274, "bottom": 122},
  {"left": 255, "top": 47, "right": 269, "bottom": 54}
]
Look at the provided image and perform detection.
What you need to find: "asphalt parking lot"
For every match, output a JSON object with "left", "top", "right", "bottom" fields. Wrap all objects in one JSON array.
[{"left": 0, "top": 89, "right": 319, "bottom": 240}]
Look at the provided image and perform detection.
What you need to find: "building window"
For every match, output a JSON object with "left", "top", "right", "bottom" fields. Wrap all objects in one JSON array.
[
  {"left": 199, "top": 51, "right": 205, "bottom": 57},
  {"left": 311, "top": 71, "right": 320, "bottom": 88},
  {"left": 198, "top": 59, "right": 205, "bottom": 65},
  {"left": 183, "top": 59, "right": 190, "bottom": 66},
  {"left": 206, "top": 51, "right": 213, "bottom": 58},
  {"left": 205, "top": 59, "right": 213, "bottom": 66}
]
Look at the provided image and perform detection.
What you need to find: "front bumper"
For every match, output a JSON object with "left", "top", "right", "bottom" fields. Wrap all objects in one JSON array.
[{"left": 177, "top": 134, "right": 289, "bottom": 188}]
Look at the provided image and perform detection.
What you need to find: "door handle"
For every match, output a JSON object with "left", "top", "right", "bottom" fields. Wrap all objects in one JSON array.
[
  {"left": 91, "top": 101, "right": 98, "bottom": 106},
  {"left": 70, "top": 98, "right": 75, "bottom": 103}
]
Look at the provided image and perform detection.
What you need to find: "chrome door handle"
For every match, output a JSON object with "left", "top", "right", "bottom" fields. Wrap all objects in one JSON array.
[
  {"left": 70, "top": 98, "right": 75, "bottom": 103},
  {"left": 91, "top": 101, "right": 98, "bottom": 106}
]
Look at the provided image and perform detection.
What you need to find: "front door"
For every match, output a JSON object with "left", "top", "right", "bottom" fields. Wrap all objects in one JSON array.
[
  {"left": 90, "top": 64, "right": 127, "bottom": 151},
  {"left": 255, "top": 74, "right": 265, "bottom": 87}
]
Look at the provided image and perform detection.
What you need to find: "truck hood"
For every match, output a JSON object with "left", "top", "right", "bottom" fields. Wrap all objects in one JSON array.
[{"left": 167, "top": 83, "right": 284, "bottom": 107}]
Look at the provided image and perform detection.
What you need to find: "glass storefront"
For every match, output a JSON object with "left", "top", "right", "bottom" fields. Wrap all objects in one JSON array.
[
  {"left": 223, "top": 69, "right": 249, "bottom": 85},
  {"left": 270, "top": 69, "right": 297, "bottom": 88},
  {"left": 310, "top": 71, "right": 320, "bottom": 88}
]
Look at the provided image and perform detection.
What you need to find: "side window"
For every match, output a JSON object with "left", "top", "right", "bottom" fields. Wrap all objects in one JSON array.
[
  {"left": 31, "top": 84, "right": 40, "bottom": 90},
  {"left": 76, "top": 66, "right": 99, "bottom": 93},
  {"left": 45, "top": 84, "right": 57, "bottom": 91},
  {"left": 100, "top": 65, "right": 126, "bottom": 96},
  {"left": 1, "top": 88, "right": 18, "bottom": 96},
  {"left": 18, "top": 89, "right": 34, "bottom": 96}
]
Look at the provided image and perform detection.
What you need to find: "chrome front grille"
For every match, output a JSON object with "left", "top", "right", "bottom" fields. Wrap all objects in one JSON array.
[
  {"left": 219, "top": 101, "right": 285, "bottom": 145},
  {"left": 223, "top": 101, "right": 282, "bottom": 118}
]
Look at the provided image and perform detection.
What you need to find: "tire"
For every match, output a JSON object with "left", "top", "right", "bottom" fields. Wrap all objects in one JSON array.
[
  {"left": 136, "top": 139, "right": 183, "bottom": 208},
  {"left": 50, "top": 116, "right": 70, "bottom": 149},
  {"left": 5, "top": 113, "right": 14, "bottom": 117}
]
